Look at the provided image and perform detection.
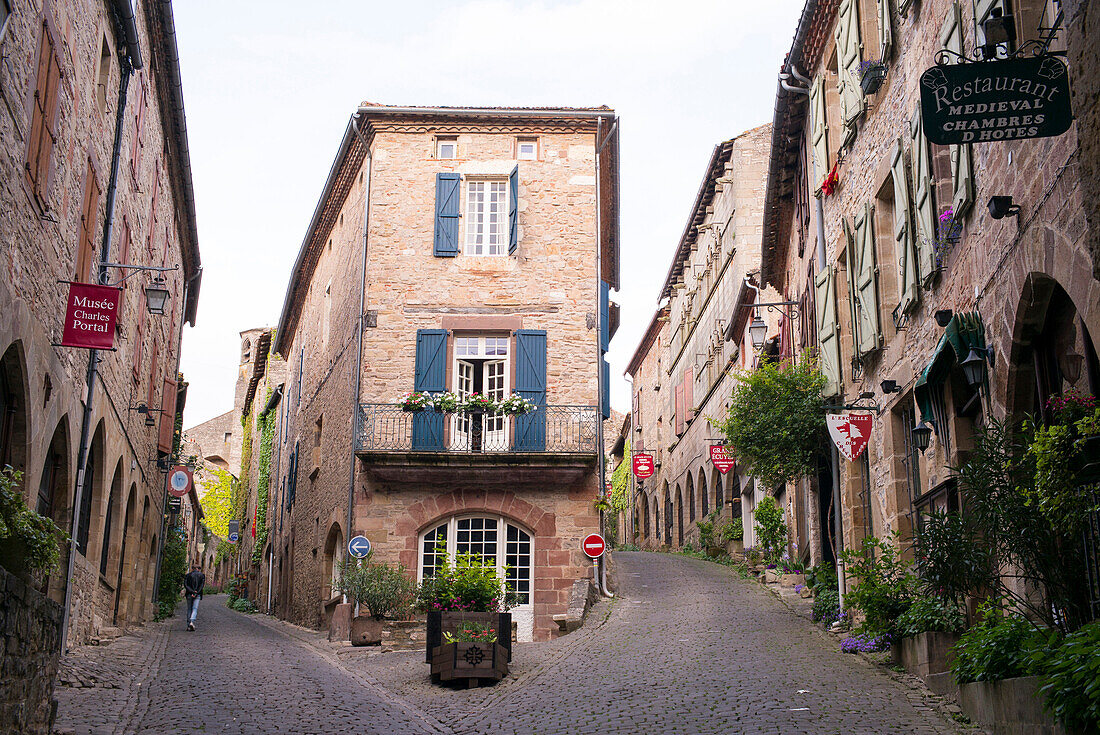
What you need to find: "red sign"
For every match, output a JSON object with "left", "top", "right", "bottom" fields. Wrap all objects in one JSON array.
[
  {"left": 710, "top": 445, "right": 735, "bottom": 474},
  {"left": 632, "top": 453, "right": 654, "bottom": 479},
  {"left": 60, "top": 283, "right": 120, "bottom": 350},
  {"left": 827, "top": 413, "right": 874, "bottom": 461},
  {"left": 168, "top": 466, "right": 193, "bottom": 498},
  {"left": 582, "top": 533, "right": 606, "bottom": 559},
  {"left": 604, "top": 480, "right": 613, "bottom": 498}
]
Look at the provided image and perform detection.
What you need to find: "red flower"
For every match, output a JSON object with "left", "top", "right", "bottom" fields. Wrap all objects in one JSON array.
[{"left": 820, "top": 163, "right": 840, "bottom": 196}]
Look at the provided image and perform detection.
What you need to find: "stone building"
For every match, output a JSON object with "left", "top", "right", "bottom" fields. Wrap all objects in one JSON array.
[
  {"left": 760, "top": 0, "right": 1096, "bottom": 571},
  {"left": 624, "top": 125, "right": 775, "bottom": 552},
  {"left": 0, "top": 0, "right": 200, "bottom": 647},
  {"left": 266, "top": 104, "right": 620, "bottom": 642}
]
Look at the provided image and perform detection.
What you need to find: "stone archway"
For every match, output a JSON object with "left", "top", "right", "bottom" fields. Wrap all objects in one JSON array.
[
  {"left": 0, "top": 341, "right": 30, "bottom": 475},
  {"left": 686, "top": 473, "right": 696, "bottom": 526},
  {"left": 36, "top": 418, "right": 71, "bottom": 603},
  {"left": 115, "top": 483, "right": 139, "bottom": 626},
  {"left": 698, "top": 468, "right": 708, "bottom": 517},
  {"left": 675, "top": 485, "right": 683, "bottom": 548}
]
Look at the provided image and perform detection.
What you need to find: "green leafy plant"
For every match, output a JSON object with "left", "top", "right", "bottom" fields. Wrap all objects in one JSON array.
[
  {"left": 752, "top": 496, "right": 787, "bottom": 560},
  {"left": 251, "top": 402, "right": 277, "bottom": 566},
  {"left": 951, "top": 600, "right": 1046, "bottom": 684},
  {"left": 914, "top": 509, "right": 996, "bottom": 609},
  {"left": 339, "top": 556, "right": 417, "bottom": 620},
  {"left": 711, "top": 357, "right": 826, "bottom": 488},
  {"left": 696, "top": 510, "right": 720, "bottom": 548},
  {"left": 417, "top": 546, "right": 511, "bottom": 613},
  {"left": 724, "top": 517, "right": 744, "bottom": 542},
  {"left": 1025, "top": 397, "right": 1100, "bottom": 536},
  {"left": 154, "top": 526, "right": 188, "bottom": 620},
  {"left": 231, "top": 596, "right": 256, "bottom": 613},
  {"left": 443, "top": 620, "right": 498, "bottom": 644},
  {"left": 1037, "top": 620, "right": 1100, "bottom": 732},
  {"left": 0, "top": 467, "right": 68, "bottom": 575},
  {"left": 894, "top": 596, "right": 965, "bottom": 638},
  {"left": 609, "top": 439, "right": 632, "bottom": 512},
  {"left": 812, "top": 587, "right": 842, "bottom": 627},
  {"left": 841, "top": 532, "right": 917, "bottom": 636},
  {"left": 806, "top": 561, "right": 838, "bottom": 591}
]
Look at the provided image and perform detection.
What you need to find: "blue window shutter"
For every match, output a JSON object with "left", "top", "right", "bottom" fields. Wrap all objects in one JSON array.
[
  {"left": 514, "top": 330, "right": 547, "bottom": 451},
  {"left": 508, "top": 165, "right": 519, "bottom": 254},
  {"left": 599, "top": 281, "right": 610, "bottom": 351},
  {"left": 601, "top": 357, "right": 610, "bottom": 419},
  {"left": 297, "top": 349, "right": 304, "bottom": 407},
  {"left": 412, "top": 329, "right": 447, "bottom": 449},
  {"left": 434, "top": 173, "right": 461, "bottom": 257}
]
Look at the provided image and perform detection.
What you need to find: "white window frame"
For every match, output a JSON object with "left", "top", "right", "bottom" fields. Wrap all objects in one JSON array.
[
  {"left": 464, "top": 178, "right": 509, "bottom": 256},
  {"left": 516, "top": 137, "right": 538, "bottom": 160},
  {"left": 436, "top": 136, "right": 458, "bottom": 160},
  {"left": 451, "top": 335, "right": 510, "bottom": 449},
  {"left": 416, "top": 514, "right": 533, "bottom": 609}
]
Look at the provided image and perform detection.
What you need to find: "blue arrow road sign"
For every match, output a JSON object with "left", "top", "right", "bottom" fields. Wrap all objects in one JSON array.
[
  {"left": 348, "top": 535, "right": 372, "bottom": 559},
  {"left": 228, "top": 532, "right": 239, "bottom": 543}
]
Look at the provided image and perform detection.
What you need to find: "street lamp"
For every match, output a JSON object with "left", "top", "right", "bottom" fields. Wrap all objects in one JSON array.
[
  {"left": 961, "top": 346, "right": 995, "bottom": 388},
  {"left": 748, "top": 315, "right": 768, "bottom": 351},
  {"left": 911, "top": 421, "right": 933, "bottom": 452},
  {"left": 144, "top": 276, "right": 170, "bottom": 315}
]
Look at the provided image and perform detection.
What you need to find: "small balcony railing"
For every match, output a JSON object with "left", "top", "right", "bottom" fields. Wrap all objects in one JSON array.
[{"left": 356, "top": 404, "right": 599, "bottom": 454}]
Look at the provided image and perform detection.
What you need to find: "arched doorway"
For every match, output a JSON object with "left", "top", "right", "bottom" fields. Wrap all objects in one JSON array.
[
  {"left": 0, "top": 342, "right": 29, "bottom": 474},
  {"left": 321, "top": 523, "right": 344, "bottom": 602},
  {"left": 699, "top": 468, "right": 708, "bottom": 517},
  {"left": 75, "top": 422, "right": 106, "bottom": 560},
  {"left": 662, "top": 483, "right": 672, "bottom": 545},
  {"left": 714, "top": 472, "right": 724, "bottom": 516},
  {"left": 35, "top": 419, "right": 70, "bottom": 602},
  {"left": 115, "top": 484, "right": 138, "bottom": 625},
  {"left": 642, "top": 496, "right": 650, "bottom": 540},
  {"left": 100, "top": 461, "right": 123, "bottom": 577},
  {"left": 675, "top": 485, "right": 683, "bottom": 547},
  {"left": 686, "top": 474, "right": 696, "bottom": 525}
]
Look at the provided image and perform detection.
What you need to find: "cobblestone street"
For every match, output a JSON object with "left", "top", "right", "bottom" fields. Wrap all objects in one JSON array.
[{"left": 55, "top": 552, "right": 968, "bottom": 734}]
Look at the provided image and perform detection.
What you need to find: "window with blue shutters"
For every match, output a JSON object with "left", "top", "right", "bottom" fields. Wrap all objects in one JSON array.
[
  {"left": 508, "top": 166, "right": 519, "bottom": 254},
  {"left": 412, "top": 329, "right": 448, "bottom": 449},
  {"left": 434, "top": 173, "right": 461, "bottom": 257},
  {"left": 599, "top": 282, "right": 611, "bottom": 419},
  {"left": 513, "top": 330, "right": 547, "bottom": 451}
]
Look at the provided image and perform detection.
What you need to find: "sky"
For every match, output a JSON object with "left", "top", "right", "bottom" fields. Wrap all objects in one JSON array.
[{"left": 173, "top": 0, "right": 803, "bottom": 428}]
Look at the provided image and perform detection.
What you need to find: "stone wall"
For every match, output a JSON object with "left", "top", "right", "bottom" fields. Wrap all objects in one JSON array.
[{"left": 0, "top": 564, "right": 63, "bottom": 735}]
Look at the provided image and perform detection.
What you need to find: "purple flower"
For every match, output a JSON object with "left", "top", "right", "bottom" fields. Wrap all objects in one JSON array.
[{"left": 794, "top": 584, "right": 804, "bottom": 593}]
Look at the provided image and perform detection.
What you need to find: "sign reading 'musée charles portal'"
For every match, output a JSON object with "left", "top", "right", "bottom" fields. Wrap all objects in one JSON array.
[
  {"left": 60, "top": 282, "right": 120, "bottom": 350},
  {"left": 919, "top": 55, "right": 1072, "bottom": 145}
]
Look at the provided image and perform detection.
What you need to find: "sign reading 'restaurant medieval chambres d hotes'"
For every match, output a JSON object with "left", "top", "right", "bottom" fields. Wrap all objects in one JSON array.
[{"left": 919, "top": 55, "right": 1072, "bottom": 145}]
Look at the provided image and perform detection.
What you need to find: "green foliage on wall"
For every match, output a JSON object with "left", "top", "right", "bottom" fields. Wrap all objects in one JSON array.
[
  {"left": 198, "top": 466, "right": 236, "bottom": 539},
  {"left": 236, "top": 411, "right": 254, "bottom": 522},
  {"left": 155, "top": 525, "right": 188, "bottom": 620},
  {"left": 251, "top": 394, "right": 276, "bottom": 566},
  {"left": 609, "top": 439, "right": 632, "bottom": 512}
]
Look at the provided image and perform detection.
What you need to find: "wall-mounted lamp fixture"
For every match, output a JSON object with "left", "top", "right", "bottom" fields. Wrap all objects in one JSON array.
[
  {"left": 1060, "top": 350, "right": 1084, "bottom": 384},
  {"left": 988, "top": 195, "right": 1021, "bottom": 220},
  {"left": 880, "top": 379, "right": 900, "bottom": 394},
  {"left": 981, "top": 8, "right": 1016, "bottom": 59},
  {"left": 129, "top": 402, "right": 161, "bottom": 427},
  {"left": 748, "top": 315, "right": 768, "bottom": 351},
  {"left": 935, "top": 309, "right": 954, "bottom": 328},
  {"left": 961, "top": 345, "right": 996, "bottom": 388},
  {"left": 911, "top": 421, "right": 933, "bottom": 452},
  {"left": 144, "top": 276, "right": 171, "bottom": 315}
]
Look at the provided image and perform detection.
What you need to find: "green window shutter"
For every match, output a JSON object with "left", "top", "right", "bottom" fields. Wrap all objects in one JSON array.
[
  {"left": 810, "top": 75, "right": 829, "bottom": 188},
  {"left": 854, "top": 202, "right": 882, "bottom": 355},
  {"left": 835, "top": 0, "right": 865, "bottom": 142},
  {"left": 878, "top": 0, "right": 893, "bottom": 60},
  {"left": 844, "top": 219, "right": 861, "bottom": 359},
  {"left": 815, "top": 265, "right": 842, "bottom": 398},
  {"left": 909, "top": 108, "right": 938, "bottom": 284},
  {"left": 433, "top": 173, "right": 461, "bottom": 257},
  {"left": 940, "top": 2, "right": 975, "bottom": 216},
  {"left": 890, "top": 138, "right": 918, "bottom": 317}
]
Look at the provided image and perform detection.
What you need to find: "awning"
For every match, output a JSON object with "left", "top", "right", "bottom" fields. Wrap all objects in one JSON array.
[{"left": 915, "top": 312, "right": 987, "bottom": 424}]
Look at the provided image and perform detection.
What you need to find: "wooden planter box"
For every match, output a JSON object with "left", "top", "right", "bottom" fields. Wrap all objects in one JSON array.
[
  {"left": 425, "top": 611, "right": 511, "bottom": 664},
  {"left": 431, "top": 641, "right": 509, "bottom": 685}
]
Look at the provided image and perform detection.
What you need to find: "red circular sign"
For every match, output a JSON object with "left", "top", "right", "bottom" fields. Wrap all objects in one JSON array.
[
  {"left": 582, "top": 533, "right": 606, "bottom": 559},
  {"left": 168, "top": 466, "right": 192, "bottom": 498}
]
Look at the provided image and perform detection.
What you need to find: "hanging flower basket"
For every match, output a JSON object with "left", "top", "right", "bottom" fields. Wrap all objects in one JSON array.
[
  {"left": 859, "top": 60, "right": 888, "bottom": 95},
  {"left": 458, "top": 393, "right": 498, "bottom": 414},
  {"left": 498, "top": 393, "right": 537, "bottom": 415},
  {"left": 820, "top": 162, "right": 840, "bottom": 196},
  {"left": 938, "top": 208, "right": 962, "bottom": 244},
  {"left": 431, "top": 392, "right": 460, "bottom": 413},
  {"left": 399, "top": 391, "right": 435, "bottom": 412}
]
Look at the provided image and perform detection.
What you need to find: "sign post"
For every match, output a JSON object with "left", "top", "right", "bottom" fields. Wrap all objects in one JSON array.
[
  {"left": 632, "top": 453, "right": 654, "bottom": 480},
  {"left": 347, "top": 535, "right": 372, "bottom": 559},
  {"left": 826, "top": 413, "right": 873, "bottom": 461},
  {"left": 709, "top": 445, "right": 735, "bottom": 474}
]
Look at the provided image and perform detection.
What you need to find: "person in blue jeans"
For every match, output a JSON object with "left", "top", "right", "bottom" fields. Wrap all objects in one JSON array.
[{"left": 183, "top": 564, "right": 205, "bottom": 631}]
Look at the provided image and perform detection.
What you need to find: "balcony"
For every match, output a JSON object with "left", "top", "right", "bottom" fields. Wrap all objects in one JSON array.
[{"left": 355, "top": 404, "right": 599, "bottom": 485}]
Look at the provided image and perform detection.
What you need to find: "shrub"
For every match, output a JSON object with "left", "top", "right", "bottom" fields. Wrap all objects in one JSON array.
[
  {"left": 202, "top": 585, "right": 221, "bottom": 596},
  {"left": 951, "top": 601, "right": 1046, "bottom": 684},
  {"left": 416, "top": 547, "right": 510, "bottom": 613},
  {"left": 914, "top": 509, "right": 995, "bottom": 607},
  {"left": 231, "top": 597, "right": 256, "bottom": 613},
  {"left": 711, "top": 357, "right": 827, "bottom": 488},
  {"left": 724, "top": 517, "right": 744, "bottom": 542},
  {"left": 0, "top": 467, "right": 67, "bottom": 574},
  {"left": 812, "top": 587, "right": 841, "bottom": 627},
  {"left": 894, "top": 596, "right": 965, "bottom": 638},
  {"left": 752, "top": 496, "right": 787, "bottom": 560},
  {"left": 154, "top": 526, "right": 187, "bottom": 621},
  {"left": 443, "top": 621, "right": 497, "bottom": 644},
  {"left": 1038, "top": 620, "right": 1100, "bottom": 732},
  {"left": 841, "top": 533, "right": 917, "bottom": 636},
  {"left": 338, "top": 557, "right": 416, "bottom": 620},
  {"left": 806, "top": 561, "right": 838, "bottom": 591},
  {"left": 696, "top": 510, "right": 720, "bottom": 548}
]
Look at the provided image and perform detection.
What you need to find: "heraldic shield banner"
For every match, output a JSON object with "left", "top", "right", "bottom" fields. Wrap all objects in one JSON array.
[{"left": 826, "top": 413, "right": 873, "bottom": 462}]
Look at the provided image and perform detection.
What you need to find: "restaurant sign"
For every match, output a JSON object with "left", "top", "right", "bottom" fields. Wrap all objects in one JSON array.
[
  {"left": 59, "top": 282, "right": 121, "bottom": 350},
  {"left": 919, "top": 55, "right": 1072, "bottom": 145}
]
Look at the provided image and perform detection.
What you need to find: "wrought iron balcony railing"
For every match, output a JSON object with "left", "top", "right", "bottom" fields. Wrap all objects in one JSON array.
[{"left": 356, "top": 403, "right": 599, "bottom": 454}]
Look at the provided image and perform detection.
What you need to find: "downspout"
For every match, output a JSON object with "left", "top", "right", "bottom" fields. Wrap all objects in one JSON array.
[
  {"left": 594, "top": 117, "right": 616, "bottom": 599},
  {"left": 60, "top": 42, "right": 133, "bottom": 653},
  {"left": 345, "top": 115, "right": 372, "bottom": 592}
]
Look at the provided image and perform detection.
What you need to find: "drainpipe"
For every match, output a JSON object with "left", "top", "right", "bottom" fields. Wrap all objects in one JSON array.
[
  {"left": 344, "top": 115, "right": 372, "bottom": 593},
  {"left": 595, "top": 117, "right": 617, "bottom": 599},
  {"left": 59, "top": 39, "right": 134, "bottom": 653}
]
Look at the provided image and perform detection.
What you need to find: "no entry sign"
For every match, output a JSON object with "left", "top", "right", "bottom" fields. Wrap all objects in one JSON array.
[
  {"left": 827, "top": 413, "right": 873, "bottom": 462},
  {"left": 632, "top": 453, "right": 654, "bottom": 479},
  {"left": 582, "top": 533, "right": 606, "bottom": 559},
  {"left": 59, "top": 283, "right": 121, "bottom": 350},
  {"left": 710, "top": 445, "right": 735, "bottom": 474}
]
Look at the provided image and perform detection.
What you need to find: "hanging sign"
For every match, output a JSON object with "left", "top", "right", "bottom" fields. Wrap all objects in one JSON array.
[
  {"left": 227, "top": 520, "right": 240, "bottom": 544},
  {"left": 59, "top": 283, "right": 121, "bottom": 350},
  {"left": 632, "top": 453, "right": 654, "bottom": 479},
  {"left": 919, "top": 55, "right": 1072, "bottom": 145},
  {"left": 827, "top": 413, "right": 873, "bottom": 462},
  {"left": 168, "top": 466, "right": 193, "bottom": 498},
  {"left": 710, "top": 445, "right": 735, "bottom": 474}
]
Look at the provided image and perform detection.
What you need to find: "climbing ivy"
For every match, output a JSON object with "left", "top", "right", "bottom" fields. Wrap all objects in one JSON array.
[
  {"left": 198, "top": 466, "right": 236, "bottom": 539},
  {"left": 236, "top": 411, "right": 254, "bottom": 523},
  {"left": 251, "top": 393, "right": 276, "bottom": 566},
  {"left": 610, "top": 439, "right": 632, "bottom": 512}
]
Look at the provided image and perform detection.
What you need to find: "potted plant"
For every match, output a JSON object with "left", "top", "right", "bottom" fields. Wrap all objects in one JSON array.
[
  {"left": 418, "top": 546, "right": 513, "bottom": 680},
  {"left": 338, "top": 556, "right": 417, "bottom": 646},
  {"left": 859, "top": 60, "right": 888, "bottom": 95},
  {"left": 458, "top": 392, "right": 497, "bottom": 414},
  {"left": 0, "top": 467, "right": 67, "bottom": 581},
  {"left": 498, "top": 392, "right": 537, "bottom": 416},
  {"left": 432, "top": 391, "right": 459, "bottom": 413},
  {"left": 398, "top": 391, "right": 434, "bottom": 413},
  {"left": 723, "top": 517, "right": 744, "bottom": 555}
]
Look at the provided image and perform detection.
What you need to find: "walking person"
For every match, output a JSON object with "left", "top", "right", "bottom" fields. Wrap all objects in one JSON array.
[{"left": 183, "top": 564, "right": 205, "bottom": 631}]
